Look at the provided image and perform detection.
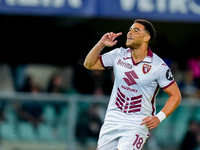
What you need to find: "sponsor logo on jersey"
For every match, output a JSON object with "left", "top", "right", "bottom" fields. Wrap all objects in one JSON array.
[
  {"left": 142, "top": 64, "right": 152, "bottom": 74},
  {"left": 121, "top": 85, "right": 137, "bottom": 92},
  {"left": 123, "top": 70, "right": 138, "bottom": 86},
  {"left": 166, "top": 69, "right": 174, "bottom": 81},
  {"left": 117, "top": 59, "right": 132, "bottom": 69}
]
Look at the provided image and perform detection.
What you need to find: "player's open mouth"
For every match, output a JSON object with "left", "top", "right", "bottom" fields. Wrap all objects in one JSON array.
[{"left": 127, "top": 38, "right": 133, "bottom": 41}]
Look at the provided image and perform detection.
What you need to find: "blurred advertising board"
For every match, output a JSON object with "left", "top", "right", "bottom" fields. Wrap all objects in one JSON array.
[{"left": 0, "top": 0, "right": 200, "bottom": 22}]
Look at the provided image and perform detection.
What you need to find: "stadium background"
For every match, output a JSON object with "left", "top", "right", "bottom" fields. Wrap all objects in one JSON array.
[{"left": 0, "top": 0, "right": 199, "bottom": 150}]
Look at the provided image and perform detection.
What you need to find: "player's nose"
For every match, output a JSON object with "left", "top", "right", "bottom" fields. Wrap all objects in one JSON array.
[{"left": 127, "top": 30, "right": 132, "bottom": 36}]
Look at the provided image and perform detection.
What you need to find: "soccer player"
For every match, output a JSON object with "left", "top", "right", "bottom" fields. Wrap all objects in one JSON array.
[{"left": 83, "top": 19, "right": 181, "bottom": 150}]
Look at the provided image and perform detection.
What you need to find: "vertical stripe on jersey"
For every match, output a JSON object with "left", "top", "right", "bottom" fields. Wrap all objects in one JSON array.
[{"left": 151, "top": 85, "right": 160, "bottom": 116}]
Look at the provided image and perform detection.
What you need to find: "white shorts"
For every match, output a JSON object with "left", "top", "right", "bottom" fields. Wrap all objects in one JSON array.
[{"left": 97, "top": 123, "right": 150, "bottom": 150}]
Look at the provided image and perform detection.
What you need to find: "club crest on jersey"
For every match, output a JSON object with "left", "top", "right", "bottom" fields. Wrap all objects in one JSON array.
[{"left": 142, "top": 64, "right": 152, "bottom": 74}]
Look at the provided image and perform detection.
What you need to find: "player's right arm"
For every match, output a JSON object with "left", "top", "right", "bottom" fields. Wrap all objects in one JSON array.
[{"left": 83, "top": 32, "right": 122, "bottom": 70}]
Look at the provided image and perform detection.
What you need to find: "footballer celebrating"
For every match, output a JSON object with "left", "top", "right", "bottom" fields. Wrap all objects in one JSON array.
[{"left": 84, "top": 19, "right": 181, "bottom": 150}]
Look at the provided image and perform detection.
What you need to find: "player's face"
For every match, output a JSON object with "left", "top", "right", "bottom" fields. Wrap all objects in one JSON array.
[{"left": 126, "top": 23, "right": 148, "bottom": 49}]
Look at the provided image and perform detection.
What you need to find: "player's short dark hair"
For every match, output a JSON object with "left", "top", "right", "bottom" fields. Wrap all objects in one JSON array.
[{"left": 134, "top": 19, "right": 156, "bottom": 42}]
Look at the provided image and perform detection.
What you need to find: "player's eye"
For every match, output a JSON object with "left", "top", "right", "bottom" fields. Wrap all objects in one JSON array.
[{"left": 134, "top": 29, "right": 139, "bottom": 32}]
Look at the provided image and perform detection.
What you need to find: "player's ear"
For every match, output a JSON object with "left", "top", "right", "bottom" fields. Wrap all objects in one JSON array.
[{"left": 144, "top": 34, "right": 150, "bottom": 42}]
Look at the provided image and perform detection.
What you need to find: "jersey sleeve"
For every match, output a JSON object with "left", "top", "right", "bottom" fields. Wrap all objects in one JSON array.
[
  {"left": 100, "top": 48, "right": 119, "bottom": 69},
  {"left": 157, "top": 63, "right": 175, "bottom": 89}
]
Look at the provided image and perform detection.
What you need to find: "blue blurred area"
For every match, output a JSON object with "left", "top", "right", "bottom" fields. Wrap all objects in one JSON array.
[{"left": 0, "top": 0, "right": 200, "bottom": 22}]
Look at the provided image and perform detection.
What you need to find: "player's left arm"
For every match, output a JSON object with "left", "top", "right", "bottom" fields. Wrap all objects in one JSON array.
[
  {"left": 160, "top": 82, "right": 181, "bottom": 118},
  {"left": 141, "top": 82, "right": 181, "bottom": 129}
]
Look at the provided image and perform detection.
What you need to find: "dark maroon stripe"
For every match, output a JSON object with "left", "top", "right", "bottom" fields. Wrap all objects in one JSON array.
[
  {"left": 131, "top": 95, "right": 142, "bottom": 100},
  {"left": 117, "top": 88, "right": 125, "bottom": 98},
  {"left": 128, "top": 109, "right": 141, "bottom": 113},
  {"left": 147, "top": 47, "right": 153, "bottom": 57},
  {"left": 162, "top": 80, "right": 175, "bottom": 89},
  {"left": 124, "top": 106, "right": 128, "bottom": 109},
  {"left": 100, "top": 55, "right": 110, "bottom": 70},
  {"left": 130, "top": 99, "right": 142, "bottom": 105},
  {"left": 151, "top": 85, "right": 160, "bottom": 116},
  {"left": 116, "top": 97, "right": 123, "bottom": 107},
  {"left": 129, "top": 104, "right": 141, "bottom": 109},
  {"left": 100, "top": 55, "right": 105, "bottom": 68},
  {"left": 115, "top": 102, "right": 122, "bottom": 111},
  {"left": 123, "top": 110, "right": 127, "bottom": 113},
  {"left": 117, "top": 92, "right": 125, "bottom": 103}
]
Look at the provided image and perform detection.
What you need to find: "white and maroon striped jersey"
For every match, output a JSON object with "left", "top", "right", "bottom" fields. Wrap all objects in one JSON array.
[{"left": 100, "top": 47, "right": 175, "bottom": 125}]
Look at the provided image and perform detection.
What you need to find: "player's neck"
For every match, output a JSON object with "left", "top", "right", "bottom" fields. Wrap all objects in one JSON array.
[{"left": 131, "top": 45, "right": 148, "bottom": 64}]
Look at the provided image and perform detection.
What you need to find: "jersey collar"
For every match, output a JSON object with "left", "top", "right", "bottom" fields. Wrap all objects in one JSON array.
[
  {"left": 143, "top": 47, "right": 153, "bottom": 63},
  {"left": 131, "top": 47, "right": 153, "bottom": 66}
]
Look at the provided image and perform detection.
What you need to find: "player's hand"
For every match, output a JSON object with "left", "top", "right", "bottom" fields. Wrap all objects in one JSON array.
[
  {"left": 140, "top": 116, "right": 160, "bottom": 130},
  {"left": 99, "top": 32, "right": 122, "bottom": 47}
]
